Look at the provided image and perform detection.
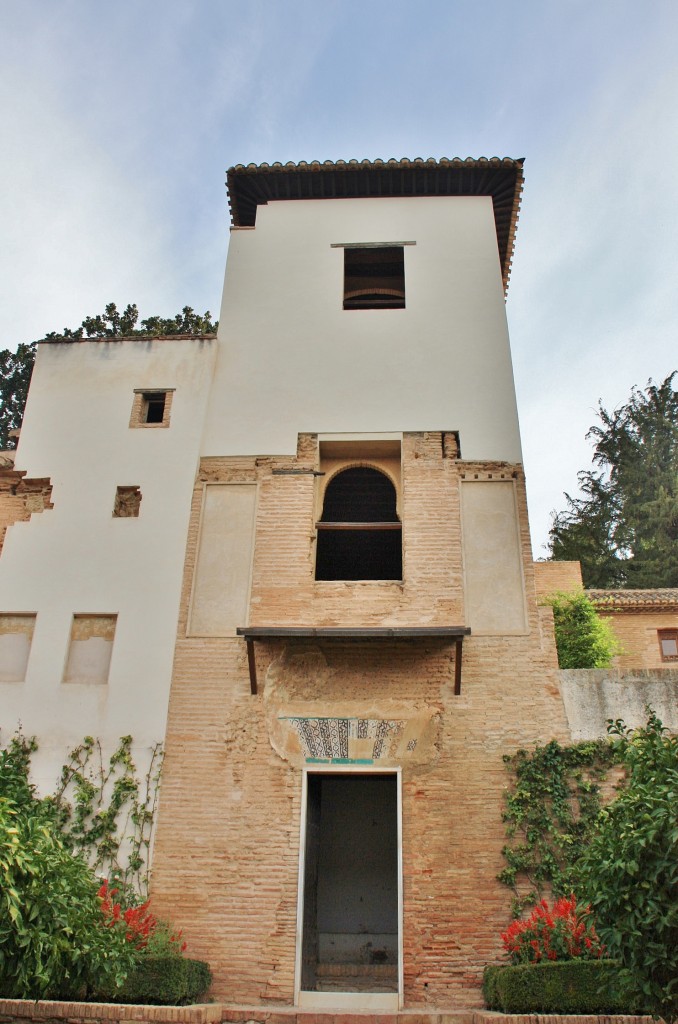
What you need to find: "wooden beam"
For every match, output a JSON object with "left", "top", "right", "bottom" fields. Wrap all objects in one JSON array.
[
  {"left": 316, "top": 521, "right": 402, "bottom": 531},
  {"left": 454, "top": 638, "right": 463, "bottom": 696},
  {"left": 246, "top": 639, "right": 258, "bottom": 695}
]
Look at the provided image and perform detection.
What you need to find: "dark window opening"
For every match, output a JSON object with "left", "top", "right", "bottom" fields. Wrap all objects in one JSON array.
[
  {"left": 316, "top": 467, "right": 402, "bottom": 581},
  {"left": 144, "top": 392, "right": 166, "bottom": 423},
  {"left": 344, "top": 247, "right": 405, "bottom": 310}
]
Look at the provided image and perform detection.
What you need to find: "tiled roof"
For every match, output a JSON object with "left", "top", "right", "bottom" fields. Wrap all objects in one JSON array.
[
  {"left": 226, "top": 157, "right": 525, "bottom": 295},
  {"left": 588, "top": 589, "right": 678, "bottom": 611}
]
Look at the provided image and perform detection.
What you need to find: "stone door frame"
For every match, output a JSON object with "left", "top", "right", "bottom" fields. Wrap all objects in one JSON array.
[{"left": 294, "top": 764, "right": 403, "bottom": 1010}]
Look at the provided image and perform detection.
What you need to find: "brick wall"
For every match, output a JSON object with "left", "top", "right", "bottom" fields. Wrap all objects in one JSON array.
[
  {"left": 151, "top": 435, "right": 567, "bottom": 1008},
  {"left": 0, "top": 466, "right": 52, "bottom": 555},
  {"left": 604, "top": 610, "right": 678, "bottom": 670},
  {"left": 533, "top": 560, "right": 583, "bottom": 598}
]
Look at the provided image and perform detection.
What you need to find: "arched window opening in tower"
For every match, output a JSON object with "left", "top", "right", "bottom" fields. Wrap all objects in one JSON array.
[{"left": 315, "top": 467, "right": 402, "bottom": 581}]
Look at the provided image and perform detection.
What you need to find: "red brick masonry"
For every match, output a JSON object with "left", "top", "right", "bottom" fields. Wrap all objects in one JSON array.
[{"left": 0, "top": 1001, "right": 657, "bottom": 1024}]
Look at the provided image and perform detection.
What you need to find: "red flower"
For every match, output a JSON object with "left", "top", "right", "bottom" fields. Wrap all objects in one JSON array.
[{"left": 501, "top": 895, "right": 605, "bottom": 965}]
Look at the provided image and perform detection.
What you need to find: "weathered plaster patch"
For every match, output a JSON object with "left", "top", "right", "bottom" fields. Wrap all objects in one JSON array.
[{"left": 263, "top": 645, "right": 442, "bottom": 765}]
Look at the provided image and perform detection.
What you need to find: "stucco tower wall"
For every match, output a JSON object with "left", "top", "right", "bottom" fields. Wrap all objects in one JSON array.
[{"left": 203, "top": 196, "right": 522, "bottom": 462}]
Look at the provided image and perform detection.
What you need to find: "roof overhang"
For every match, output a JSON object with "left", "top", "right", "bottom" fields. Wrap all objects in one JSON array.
[
  {"left": 236, "top": 625, "right": 471, "bottom": 696},
  {"left": 588, "top": 589, "right": 678, "bottom": 613},
  {"left": 226, "top": 156, "right": 525, "bottom": 295}
]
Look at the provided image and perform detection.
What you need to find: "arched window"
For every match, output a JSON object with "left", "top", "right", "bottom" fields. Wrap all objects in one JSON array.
[{"left": 315, "top": 467, "right": 402, "bottom": 581}]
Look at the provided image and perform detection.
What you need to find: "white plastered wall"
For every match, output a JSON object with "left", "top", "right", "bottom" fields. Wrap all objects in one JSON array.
[
  {"left": 0, "top": 336, "right": 216, "bottom": 791},
  {"left": 204, "top": 195, "right": 522, "bottom": 462}
]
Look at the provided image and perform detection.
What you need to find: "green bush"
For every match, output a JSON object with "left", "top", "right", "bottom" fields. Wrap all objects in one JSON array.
[
  {"left": 99, "top": 956, "right": 212, "bottom": 1005},
  {"left": 483, "top": 960, "right": 636, "bottom": 1013},
  {"left": 576, "top": 711, "right": 678, "bottom": 1024},
  {"left": 0, "top": 745, "right": 135, "bottom": 999},
  {"left": 546, "top": 590, "right": 620, "bottom": 668}
]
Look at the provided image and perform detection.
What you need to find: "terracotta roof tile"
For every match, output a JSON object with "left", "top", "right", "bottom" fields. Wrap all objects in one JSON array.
[{"left": 588, "top": 589, "right": 678, "bottom": 611}]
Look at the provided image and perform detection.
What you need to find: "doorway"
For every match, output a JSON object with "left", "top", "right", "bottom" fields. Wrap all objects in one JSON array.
[{"left": 296, "top": 770, "right": 402, "bottom": 1009}]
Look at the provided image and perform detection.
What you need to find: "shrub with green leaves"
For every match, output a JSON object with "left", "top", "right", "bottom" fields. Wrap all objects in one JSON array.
[
  {"left": 576, "top": 710, "right": 678, "bottom": 1024},
  {"left": 545, "top": 590, "right": 620, "bottom": 668},
  {"left": 483, "top": 960, "right": 634, "bottom": 1014},
  {"left": 100, "top": 956, "right": 212, "bottom": 1005},
  {"left": 0, "top": 744, "right": 135, "bottom": 999}
]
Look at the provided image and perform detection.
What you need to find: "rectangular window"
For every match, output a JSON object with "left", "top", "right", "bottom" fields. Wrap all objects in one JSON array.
[
  {"left": 658, "top": 629, "right": 678, "bottom": 662},
  {"left": 63, "top": 615, "right": 117, "bottom": 684},
  {"left": 0, "top": 614, "right": 36, "bottom": 682},
  {"left": 343, "top": 247, "right": 405, "bottom": 310},
  {"left": 129, "top": 389, "right": 174, "bottom": 428}
]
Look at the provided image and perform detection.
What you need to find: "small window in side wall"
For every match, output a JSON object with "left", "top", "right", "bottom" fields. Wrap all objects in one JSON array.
[
  {"left": 344, "top": 247, "right": 405, "bottom": 310},
  {"left": 129, "top": 389, "right": 174, "bottom": 428},
  {"left": 63, "top": 615, "right": 117, "bottom": 684},
  {"left": 0, "top": 614, "right": 36, "bottom": 682},
  {"left": 658, "top": 629, "right": 678, "bottom": 662}
]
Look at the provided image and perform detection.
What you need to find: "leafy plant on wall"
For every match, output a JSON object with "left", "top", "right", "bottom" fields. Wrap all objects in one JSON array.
[
  {"left": 52, "top": 735, "right": 164, "bottom": 896},
  {"left": 498, "top": 737, "right": 618, "bottom": 915},
  {"left": 499, "top": 711, "right": 678, "bottom": 1023},
  {"left": 2, "top": 731, "right": 163, "bottom": 897}
]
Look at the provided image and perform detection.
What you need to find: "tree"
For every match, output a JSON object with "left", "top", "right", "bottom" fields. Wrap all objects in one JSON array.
[
  {"left": 576, "top": 711, "right": 678, "bottom": 1023},
  {"left": 549, "top": 372, "right": 678, "bottom": 588},
  {"left": 0, "top": 738, "right": 135, "bottom": 999},
  {"left": 0, "top": 303, "right": 218, "bottom": 449},
  {"left": 546, "top": 591, "right": 620, "bottom": 668},
  {"left": 0, "top": 343, "right": 37, "bottom": 453}
]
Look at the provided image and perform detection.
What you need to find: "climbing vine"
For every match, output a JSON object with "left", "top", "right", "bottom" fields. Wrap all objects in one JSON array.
[
  {"left": 2, "top": 731, "right": 163, "bottom": 897},
  {"left": 498, "top": 738, "right": 620, "bottom": 916}
]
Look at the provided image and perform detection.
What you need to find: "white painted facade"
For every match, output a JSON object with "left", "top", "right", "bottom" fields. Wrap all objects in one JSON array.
[
  {"left": 0, "top": 184, "right": 522, "bottom": 791},
  {"left": 205, "top": 196, "right": 522, "bottom": 461},
  {"left": 0, "top": 336, "right": 216, "bottom": 790}
]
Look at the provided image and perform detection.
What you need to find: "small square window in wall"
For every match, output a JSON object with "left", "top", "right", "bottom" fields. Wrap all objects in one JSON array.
[
  {"left": 0, "top": 614, "right": 36, "bottom": 682},
  {"left": 129, "top": 389, "right": 174, "bottom": 428},
  {"left": 658, "top": 629, "right": 678, "bottom": 662},
  {"left": 343, "top": 246, "right": 406, "bottom": 309},
  {"left": 113, "top": 485, "right": 142, "bottom": 518},
  {"left": 63, "top": 615, "right": 117, "bottom": 685}
]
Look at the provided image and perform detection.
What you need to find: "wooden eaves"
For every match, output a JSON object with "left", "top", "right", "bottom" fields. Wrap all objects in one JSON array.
[
  {"left": 235, "top": 625, "right": 471, "bottom": 697},
  {"left": 226, "top": 156, "right": 525, "bottom": 295}
]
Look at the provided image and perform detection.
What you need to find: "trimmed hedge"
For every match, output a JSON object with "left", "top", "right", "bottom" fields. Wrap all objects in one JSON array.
[
  {"left": 483, "top": 960, "right": 641, "bottom": 1014},
  {"left": 99, "top": 956, "right": 212, "bottom": 1005}
]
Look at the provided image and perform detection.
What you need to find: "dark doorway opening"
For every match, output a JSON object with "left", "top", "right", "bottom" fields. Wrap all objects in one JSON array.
[{"left": 301, "top": 774, "right": 399, "bottom": 994}]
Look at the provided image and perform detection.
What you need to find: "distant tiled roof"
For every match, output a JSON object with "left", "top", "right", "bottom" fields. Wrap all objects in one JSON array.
[
  {"left": 226, "top": 156, "right": 525, "bottom": 295},
  {"left": 588, "top": 589, "right": 678, "bottom": 612}
]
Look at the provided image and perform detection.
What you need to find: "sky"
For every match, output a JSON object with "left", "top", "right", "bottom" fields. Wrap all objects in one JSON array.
[{"left": 1, "top": 0, "right": 677, "bottom": 555}]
